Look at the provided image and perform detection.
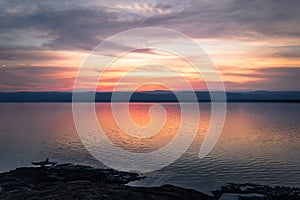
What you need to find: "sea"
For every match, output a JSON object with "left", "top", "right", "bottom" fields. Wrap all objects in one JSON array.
[{"left": 0, "top": 102, "right": 299, "bottom": 193}]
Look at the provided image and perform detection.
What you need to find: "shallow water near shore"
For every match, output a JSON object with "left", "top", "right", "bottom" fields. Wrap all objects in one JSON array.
[{"left": 0, "top": 102, "right": 299, "bottom": 193}]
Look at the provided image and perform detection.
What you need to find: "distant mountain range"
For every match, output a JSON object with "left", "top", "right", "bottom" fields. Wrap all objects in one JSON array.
[{"left": 0, "top": 91, "right": 299, "bottom": 102}]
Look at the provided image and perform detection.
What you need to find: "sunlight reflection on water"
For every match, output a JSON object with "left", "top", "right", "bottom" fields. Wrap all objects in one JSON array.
[{"left": 0, "top": 103, "right": 299, "bottom": 192}]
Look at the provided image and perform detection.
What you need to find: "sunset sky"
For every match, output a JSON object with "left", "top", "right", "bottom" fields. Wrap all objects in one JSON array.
[{"left": 0, "top": 0, "right": 299, "bottom": 92}]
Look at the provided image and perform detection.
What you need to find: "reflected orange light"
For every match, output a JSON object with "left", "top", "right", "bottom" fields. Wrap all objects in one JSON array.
[{"left": 97, "top": 103, "right": 181, "bottom": 153}]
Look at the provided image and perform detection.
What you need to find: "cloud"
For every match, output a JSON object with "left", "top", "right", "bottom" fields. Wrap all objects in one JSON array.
[
  {"left": 268, "top": 46, "right": 300, "bottom": 59},
  {"left": 0, "top": 66, "right": 76, "bottom": 91},
  {"left": 0, "top": 46, "right": 64, "bottom": 61},
  {"left": 1, "top": 65, "right": 299, "bottom": 92},
  {"left": 1, "top": 0, "right": 299, "bottom": 52},
  {"left": 0, "top": 1, "right": 299, "bottom": 91},
  {"left": 148, "top": 0, "right": 300, "bottom": 40},
  {"left": 223, "top": 67, "right": 300, "bottom": 91},
  {"left": 0, "top": 5, "right": 137, "bottom": 51}
]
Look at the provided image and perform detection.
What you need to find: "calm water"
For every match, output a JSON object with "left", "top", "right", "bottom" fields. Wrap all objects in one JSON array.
[{"left": 0, "top": 103, "right": 299, "bottom": 193}]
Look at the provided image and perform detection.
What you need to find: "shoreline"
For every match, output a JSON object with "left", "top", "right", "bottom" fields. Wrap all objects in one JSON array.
[{"left": 1, "top": 163, "right": 300, "bottom": 200}]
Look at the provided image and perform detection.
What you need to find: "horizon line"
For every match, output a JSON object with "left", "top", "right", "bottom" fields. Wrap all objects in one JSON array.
[{"left": 1, "top": 90, "right": 300, "bottom": 93}]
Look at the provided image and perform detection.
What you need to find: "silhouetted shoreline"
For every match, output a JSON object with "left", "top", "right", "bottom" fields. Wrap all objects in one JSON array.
[
  {"left": 0, "top": 91, "right": 300, "bottom": 102},
  {"left": 1, "top": 163, "right": 299, "bottom": 200}
]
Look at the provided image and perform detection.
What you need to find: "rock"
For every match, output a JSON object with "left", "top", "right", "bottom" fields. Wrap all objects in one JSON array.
[
  {"left": 1, "top": 164, "right": 299, "bottom": 200},
  {"left": 32, "top": 158, "right": 57, "bottom": 168},
  {"left": 213, "top": 183, "right": 300, "bottom": 200},
  {"left": 219, "top": 193, "right": 265, "bottom": 200},
  {"left": 0, "top": 163, "right": 212, "bottom": 200}
]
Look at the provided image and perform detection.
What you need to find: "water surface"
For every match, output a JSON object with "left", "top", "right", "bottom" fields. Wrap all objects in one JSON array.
[{"left": 0, "top": 103, "right": 299, "bottom": 193}]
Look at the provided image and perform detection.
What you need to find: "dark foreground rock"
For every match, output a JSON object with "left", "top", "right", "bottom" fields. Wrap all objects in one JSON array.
[
  {"left": 1, "top": 163, "right": 300, "bottom": 200},
  {"left": 214, "top": 183, "right": 300, "bottom": 200},
  {"left": 0, "top": 164, "right": 212, "bottom": 200}
]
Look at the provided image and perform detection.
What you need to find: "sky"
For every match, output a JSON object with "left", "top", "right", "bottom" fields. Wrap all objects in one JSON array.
[{"left": 0, "top": 0, "right": 299, "bottom": 92}]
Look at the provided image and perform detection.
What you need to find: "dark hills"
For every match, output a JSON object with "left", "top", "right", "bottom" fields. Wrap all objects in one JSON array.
[{"left": 0, "top": 91, "right": 299, "bottom": 102}]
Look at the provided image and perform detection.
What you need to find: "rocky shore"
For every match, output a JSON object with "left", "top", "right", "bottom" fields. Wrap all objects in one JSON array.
[
  {"left": 0, "top": 163, "right": 212, "bottom": 200},
  {"left": 0, "top": 162, "right": 299, "bottom": 200},
  {"left": 215, "top": 183, "right": 300, "bottom": 200}
]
